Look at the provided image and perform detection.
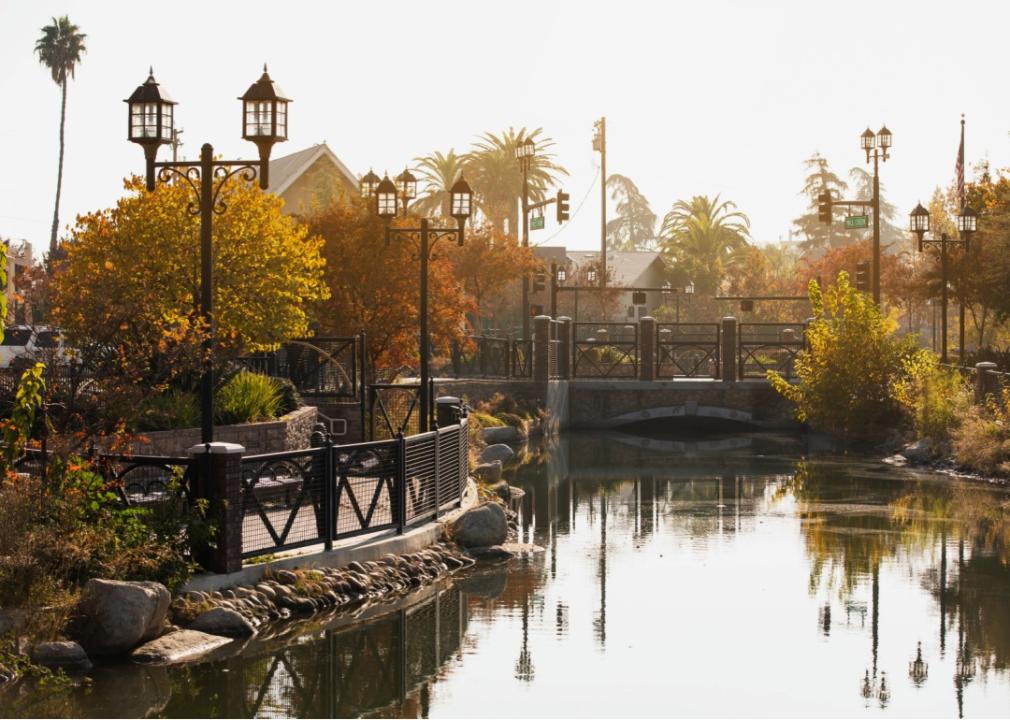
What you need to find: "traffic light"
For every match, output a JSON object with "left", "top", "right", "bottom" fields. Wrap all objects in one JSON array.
[
  {"left": 854, "top": 261, "right": 870, "bottom": 292},
  {"left": 818, "top": 192, "right": 832, "bottom": 224},
  {"left": 556, "top": 190, "right": 570, "bottom": 223},
  {"left": 533, "top": 271, "right": 546, "bottom": 292}
]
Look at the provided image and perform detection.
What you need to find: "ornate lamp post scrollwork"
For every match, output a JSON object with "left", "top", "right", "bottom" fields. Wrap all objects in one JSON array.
[
  {"left": 125, "top": 66, "right": 291, "bottom": 444},
  {"left": 368, "top": 172, "right": 474, "bottom": 432}
]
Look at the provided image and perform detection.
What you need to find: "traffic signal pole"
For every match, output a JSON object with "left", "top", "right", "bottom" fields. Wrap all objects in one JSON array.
[
  {"left": 521, "top": 161, "right": 530, "bottom": 341},
  {"left": 872, "top": 152, "right": 881, "bottom": 306}
]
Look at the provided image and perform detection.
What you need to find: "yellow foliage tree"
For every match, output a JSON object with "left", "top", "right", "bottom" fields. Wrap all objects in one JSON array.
[{"left": 53, "top": 176, "right": 328, "bottom": 388}]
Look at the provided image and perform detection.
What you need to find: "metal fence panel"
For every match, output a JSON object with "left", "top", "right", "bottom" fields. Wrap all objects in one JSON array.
[
  {"left": 656, "top": 323, "right": 721, "bottom": 378},
  {"left": 404, "top": 431, "right": 438, "bottom": 523},
  {"left": 738, "top": 323, "right": 806, "bottom": 379},
  {"left": 572, "top": 322, "right": 639, "bottom": 378}
]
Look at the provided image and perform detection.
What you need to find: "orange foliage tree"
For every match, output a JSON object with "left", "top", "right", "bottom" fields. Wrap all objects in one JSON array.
[
  {"left": 53, "top": 176, "right": 327, "bottom": 389},
  {"left": 306, "top": 197, "right": 475, "bottom": 377}
]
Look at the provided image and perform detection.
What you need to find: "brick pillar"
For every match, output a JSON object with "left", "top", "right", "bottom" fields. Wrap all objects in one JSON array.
[
  {"left": 975, "top": 362, "right": 999, "bottom": 405},
  {"left": 639, "top": 317, "right": 656, "bottom": 381},
  {"left": 721, "top": 316, "right": 738, "bottom": 382},
  {"left": 557, "top": 316, "right": 572, "bottom": 378},
  {"left": 188, "top": 442, "right": 245, "bottom": 574},
  {"left": 533, "top": 315, "right": 551, "bottom": 383}
]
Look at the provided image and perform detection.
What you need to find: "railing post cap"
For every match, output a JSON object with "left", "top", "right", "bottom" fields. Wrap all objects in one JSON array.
[
  {"left": 722, "top": 316, "right": 738, "bottom": 322},
  {"left": 640, "top": 316, "right": 656, "bottom": 323},
  {"left": 436, "top": 396, "right": 461, "bottom": 404},
  {"left": 557, "top": 316, "right": 572, "bottom": 323},
  {"left": 975, "top": 361, "right": 998, "bottom": 370},
  {"left": 534, "top": 314, "right": 551, "bottom": 321},
  {"left": 187, "top": 442, "right": 245, "bottom": 457}
]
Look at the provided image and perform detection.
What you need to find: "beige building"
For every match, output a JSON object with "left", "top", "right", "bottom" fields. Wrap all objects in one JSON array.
[
  {"left": 267, "top": 143, "right": 358, "bottom": 215},
  {"left": 2, "top": 240, "right": 33, "bottom": 324}
]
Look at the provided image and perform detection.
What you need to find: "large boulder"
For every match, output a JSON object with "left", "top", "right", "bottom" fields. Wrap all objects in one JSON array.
[
  {"left": 189, "top": 607, "right": 256, "bottom": 638},
  {"left": 131, "top": 629, "right": 232, "bottom": 664},
  {"left": 479, "top": 443, "right": 515, "bottom": 465},
  {"left": 481, "top": 425, "right": 523, "bottom": 444},
  {"left": 473, "top": 461, "right": 502, "bottom": 484},
  {"left": 451, "top": 502, "right": 508, "bottom": 548},
  {"left": 902, "top": 438, "right": 933, "bottom": 463},
  {"left": 73, "top": 579, "right": 171, "bottom": 656},
  {"left": 30, "top": 641, "right": 92, "bottom": 673}
]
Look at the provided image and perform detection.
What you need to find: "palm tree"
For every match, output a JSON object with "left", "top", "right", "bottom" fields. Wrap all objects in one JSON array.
[
  {"left": 606, "top": 174, "right": 656, "bottom": 251},
  {"left": 658, "top": 194, "right": 751, "bottom": 295},
  {"left": 412, "top": 149, "right": 466, "bottom": 217},
  {"left": 35, "top": 16, "right": 87, "bottom": 261},
  {"left": 464, "top": 127, "right": 567, "bottom": 236}
]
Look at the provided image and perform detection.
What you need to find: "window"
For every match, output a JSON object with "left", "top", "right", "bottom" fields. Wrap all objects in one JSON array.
[
  {"left": 626, "top": 306, "right": 635, "bottom": 318},
  {"left": 1, "top": 328, "right": 32, "bottom": 346}
]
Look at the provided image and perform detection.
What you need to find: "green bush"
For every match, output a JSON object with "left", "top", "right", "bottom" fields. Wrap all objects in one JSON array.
[
  {"left": 769, "top": 272, "right": 921, "bottom": 442},
  {"left": 272, "top": 377, "right": 302, "bottom": 416},
  {"left": 215, "top": 370, "right": 282, "bottom": 425},
  {"left": 893, "top": 352, "right": 970, "bottom": 450},
  {"left": 137, "top": 389, "right": 200, "bottom": 431}
]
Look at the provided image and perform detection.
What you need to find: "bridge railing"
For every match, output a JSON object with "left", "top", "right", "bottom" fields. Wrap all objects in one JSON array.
[
  {"left": 572, "top": 322, "right": 639, "bottom": 378},
  {"left": 737, "top": 322, "right": 806, "bottom": 379},
  {"left": 656, "top": 323, "right": 721, "bottom": 379}
]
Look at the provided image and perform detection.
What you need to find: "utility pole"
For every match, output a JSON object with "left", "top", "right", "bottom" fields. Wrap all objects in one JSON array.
[
  {"left": 171, "top": 127, "right": 184, "bottom": 162},
  {"left": 594, "top": 117, "right": 607, "bottom": 288}
]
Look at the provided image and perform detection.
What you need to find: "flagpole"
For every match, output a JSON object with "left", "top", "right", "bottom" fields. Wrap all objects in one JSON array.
[{"left": 958, "top": 115, "right": 966, "bottom": 365}]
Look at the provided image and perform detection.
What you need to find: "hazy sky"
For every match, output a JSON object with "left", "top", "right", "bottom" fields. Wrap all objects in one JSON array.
[{"left": 2, "top": 0, "right": 1008, "bottom": 257}]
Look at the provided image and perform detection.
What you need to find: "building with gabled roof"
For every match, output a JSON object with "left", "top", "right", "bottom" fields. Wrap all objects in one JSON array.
[{"left": 267, "top": 143, "right": 358, "bottom": 215}]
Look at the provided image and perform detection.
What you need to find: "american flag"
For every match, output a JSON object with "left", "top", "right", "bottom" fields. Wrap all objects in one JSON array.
[{"left": 956, "top": 115, "right": 965, "bottom": 210}]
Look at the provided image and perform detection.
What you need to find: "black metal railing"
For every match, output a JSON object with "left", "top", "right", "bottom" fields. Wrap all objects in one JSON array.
[
  {"left": 572, "top": 322, "right": 639, "bottom": 378},
  {"left": 656, "top": 323, "right": 720, "bottom": 378},
  {"left": 444, "top": 336, "right": 511, "bottom": 378},
  {"left": 239, "top": 417, "right": 468, "bottom": 559},
  {"left": 238, "top": 335, "right": 365, "bottom": 400},
  {"left": 368, "top": 383, "right": 431, "bottom": 440},
  {"left": 738, "top": 323, "right": 806, "bottom": 379},
  {"left": 512, "top": 339, "right": 533, "bottom": 378}
]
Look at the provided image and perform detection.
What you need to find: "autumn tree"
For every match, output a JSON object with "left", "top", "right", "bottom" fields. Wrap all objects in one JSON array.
[
  {"left": 53, "top": 176, "right": 328, "bottom": 389},
  {"left": 446, "top": 224, "right": 539, "bottom": 329},
  {"left": 306, "top": 197, "right": 475, "bottom": 376}
]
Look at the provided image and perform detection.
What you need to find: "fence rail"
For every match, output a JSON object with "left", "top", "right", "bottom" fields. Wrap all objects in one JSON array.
[
  {"left": 239, "top": 417, "right": 468, "bottom": 560},
  {"left": 238, "top": 335, "right": 365, "bottom": 401},
  {"left": 738, "top": 323, "right": 806, "bottom": 379},
  {"left": 657, "top": 323, "right": 720, "bottom": 378},
  {"left": 512, "top": 339, "right": 533, "bottom": 378},
  {"left": 572, "top": 322, "right": 639, "bottom": 378}
]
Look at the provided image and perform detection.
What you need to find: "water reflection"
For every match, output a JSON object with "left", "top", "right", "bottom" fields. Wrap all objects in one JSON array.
[{"left": 5, "top": 431, "right": 1010, "bottom": 718}]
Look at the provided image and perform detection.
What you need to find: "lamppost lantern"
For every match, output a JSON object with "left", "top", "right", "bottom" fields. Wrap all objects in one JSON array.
[
  {"left": 958, "top": 205, "right": 978, "bottom": 236},
  {"left": 515, "top": 136, "right": 536, "bottom": 161},
  {"left": 587, "top": 269, "right": 598, "bottom": 284},
  {"left": 909, "top": 202, "right": 930, "bottom": 251},
  {"left": 861, "top": 127, "right": 876, "bottom": 153},
  {"left": 685, "top": 281, "right": 695, "bottom": 295},
  {"left": 125, "top": 68, "right": 177, "bottom": 190},
  {"left": 239, "top": 64, "right": 290, "bottom": 188},
  {"left": 395, "top": 167, "right": 418, "bottom": 202},
  {"left": 449, "top": 177, "right": 473, "bottom": 245},
  {"left": 375, "top": 175, "right": 398, "bottom": 220},
  {"left": 557, "top": 268, "right": 566, "bottom": 283},
  {"left": 360, "top": 169, "right": 381, "bottom": 198},
  {"left": 877, "top": 125, "right": 892, "bottom": 150}
]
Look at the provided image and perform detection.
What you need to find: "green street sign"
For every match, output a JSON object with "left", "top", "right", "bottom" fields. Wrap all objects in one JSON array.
[
  {"left": 845, "top": 215, "right": 869, "bottom": 229},
  {"left": 530, "top": 216, "right": 545, "bottom": 230}
]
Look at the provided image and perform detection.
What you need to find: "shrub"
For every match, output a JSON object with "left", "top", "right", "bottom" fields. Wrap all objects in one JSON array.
[
  {"left": 272, "top": 377, "right": 302, "bottom": 416},
  {"left": 471, "top": 411, "right": 504, "bottom": 427},
  {"left": 769, "top": 272, "right": 920, "bottom": 442},
  {"left": 137, "top": 389, "right": 200, "bottom": 431},
  {"left": 893, "top": 352, "right": 970, "bottom": 450},
  {"left": 952, "top": 389, "right": 1010, "bottom": 476},
  {"left": 215, "top": 370, "right": 282, "bottom": 425}
]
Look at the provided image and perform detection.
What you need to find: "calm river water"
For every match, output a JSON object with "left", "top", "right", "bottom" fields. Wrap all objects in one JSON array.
[{"left": 5, "top": 431, "right": 1010, "bottom": 718}]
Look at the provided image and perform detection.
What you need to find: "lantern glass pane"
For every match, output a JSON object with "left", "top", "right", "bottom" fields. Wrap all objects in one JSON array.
[
  {"left": 276, "top": 102, "right": 287, "bottom": 139},
  {"left": 131, "top": 102, "right": 161, "bottom": 140},
  {"left": 378, "top": 192, "right": 397, "bottom": 216},
  {"left": 452, "top": 192, "right": 470, "bottom": 217},
  {"left": 160, "top": 104, "right": 172, "bottom": 139},
  {"left": 245, "top": 100, "right": 274, "bottom": 137}
]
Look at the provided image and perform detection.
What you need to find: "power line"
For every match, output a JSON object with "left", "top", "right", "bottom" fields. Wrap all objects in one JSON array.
[{"left": 532, "top": 167, "right": 601, "bottom": 247}]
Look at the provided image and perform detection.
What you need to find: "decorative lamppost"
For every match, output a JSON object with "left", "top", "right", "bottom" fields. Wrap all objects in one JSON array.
[
  {"left": 395, "top": 167, "right": 418, "bottom": 214},
  {"left": 359, "top": 169, "right": 381, "bottom": 198},
  {"left": 516, "top": 136, "right": 536, "bottom": 340},
  {"left": 860, "top": 124, "right": 892, "bottom": 306},
  {"left": 126, "top": 66, "right": 290, "bottom": 444},
  {"left": 367, "top": 173, "right": 473, "bottom": 432},
  {"left": 909, "top": 202, "right": 977, "bottom": 364}
]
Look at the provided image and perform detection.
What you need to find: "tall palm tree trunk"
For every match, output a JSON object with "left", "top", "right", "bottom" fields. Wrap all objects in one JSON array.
[{"left": 50, "top": 78, "right": 67, "bottom": 260}]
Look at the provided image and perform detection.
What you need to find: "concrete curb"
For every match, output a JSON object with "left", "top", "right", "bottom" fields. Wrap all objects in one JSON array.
[{"left": 182, "top": 479, "right": 479, "bottom": 593}]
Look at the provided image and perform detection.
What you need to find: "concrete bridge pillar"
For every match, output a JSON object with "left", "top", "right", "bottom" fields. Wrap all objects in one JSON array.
[
  {"left": 721, "top": 316, "right": 738, "bottom": 382},
  {"left": 533, "top": 315, "right": 551, "bottom": 383},
  {"left": 975, "top": 361, "right": 999, "bottom": 404},
  {"left": 557, "top": 316, "right": 572, "bottom": 379},
  {"left": 639, "top": 317, "right": 656, "bottom": 381}
]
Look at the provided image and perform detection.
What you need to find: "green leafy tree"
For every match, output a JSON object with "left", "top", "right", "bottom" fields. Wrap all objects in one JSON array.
[
  {"left": 658, "top": 194, "right": 750, "bottom": 295},
  {"left": 769, "top": 272, "right": 923, "bottom": 441},
  {"left": 35, "top": 16, "right": 87, "bottom": 260},
  {"left": 793, "top": 153, "right": 849, "bottom": 255},
  {"left": 606, "top": 174, "right": 656, "bottom": 251},
  {"left": 465, "top": 127, "right": 567, "bottom": 236}
]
